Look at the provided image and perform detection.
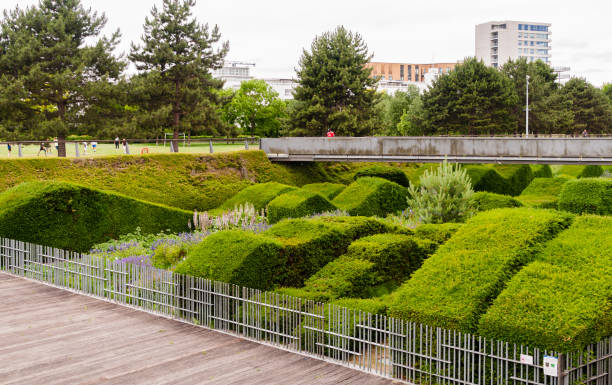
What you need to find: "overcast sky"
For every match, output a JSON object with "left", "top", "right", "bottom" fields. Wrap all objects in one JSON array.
[{"left": 3, "top": 0, "right": 611, "bottom": 86}]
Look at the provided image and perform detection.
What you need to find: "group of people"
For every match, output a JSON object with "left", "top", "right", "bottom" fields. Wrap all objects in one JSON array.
[{"left": 114, "top": 136, "right": 129, "bottom": 154}]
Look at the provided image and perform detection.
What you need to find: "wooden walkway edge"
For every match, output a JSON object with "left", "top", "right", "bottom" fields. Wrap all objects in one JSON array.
[{"left": 0, "top": 273, "right": 397, "bottom": 385}]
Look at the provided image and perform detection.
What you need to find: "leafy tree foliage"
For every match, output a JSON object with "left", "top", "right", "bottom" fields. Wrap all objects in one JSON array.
[
  {"left": 129, "top": 0, "right": 229, "bottom": 151},
  {"left": 421, "top": 58, "right": 518, "bottom": 135},
  {"left": 396, "top": 96, "right": 425, "bottom": 136},
  {"left": 289, "top": 26, "right": 379, "bottom": 137},
  {"left": 603, "top": 83, "right": 612, "bottom": 104},
  {"left": 222, "top": 79, "right": 286, "bottom": 137},
  {"left": 560, "top": 78, "right": 612, "bottom": 134},
  {"left": 377, "top": 86, "right": 422, "bottom": 135},
  {"left": 0, "top": 0, "right": 125, "bottom": 156}
]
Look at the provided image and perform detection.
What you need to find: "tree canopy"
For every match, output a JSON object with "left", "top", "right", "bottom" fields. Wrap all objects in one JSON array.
[
  {"left": 289, "top": 26, "right": 379, "bottom": 137},
  {"left": 129, "top": 0, "right": 229, "bottom": 151},
  {"left": 560, "top": 78, "right": 612, "bottom": 134}
]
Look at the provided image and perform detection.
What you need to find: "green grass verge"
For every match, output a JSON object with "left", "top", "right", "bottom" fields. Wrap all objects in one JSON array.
[
  {"left": 478, "top": 215, "right": 612, "bottom": 351},
  {"left": 388, "top": 208, "right": 573, "bottom": 331},
  {"left": 267, "top": 189, "right": 337, "bottom": 223},
  {"left": 0, "top": 181, "right": 191, "bottom": 252},
  {"left": 332, "top": 177, "right": 408, "bottom": 217}
]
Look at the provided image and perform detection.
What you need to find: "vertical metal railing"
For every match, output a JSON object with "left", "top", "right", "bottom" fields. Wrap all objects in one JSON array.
[{"left": 0, "top": 237, "right": 608, "bottom": 385}]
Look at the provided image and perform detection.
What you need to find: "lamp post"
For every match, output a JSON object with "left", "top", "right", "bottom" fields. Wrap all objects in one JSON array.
[{"left": 525, "top": 74, "right": 530, "bottom": 138}]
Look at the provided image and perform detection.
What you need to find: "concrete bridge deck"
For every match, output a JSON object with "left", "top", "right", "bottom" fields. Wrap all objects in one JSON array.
[
  {"left": 261, "top": 137, "right": 612, "bottom": 165},
  {"left": 0, "top": 273, "right": 396, "bottom": 385}
]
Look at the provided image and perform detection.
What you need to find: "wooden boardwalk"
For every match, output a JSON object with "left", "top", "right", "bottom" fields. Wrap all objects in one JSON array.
[{"left": 0, "top": 273, "right": 397, "bottom": 385}]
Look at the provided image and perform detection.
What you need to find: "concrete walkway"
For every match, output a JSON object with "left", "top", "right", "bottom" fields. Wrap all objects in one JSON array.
[{"left": 0, "top": 273, "right": 397, "bottom": 385}]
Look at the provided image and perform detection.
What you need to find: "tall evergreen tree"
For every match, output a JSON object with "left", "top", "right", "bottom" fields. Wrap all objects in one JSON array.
[
  {"left": 560, "top": 78, "right": 612, "bottom": 135},
  {"left": 129, "top": 0, "right": 229, "bottom": 152},
  {"left": 0, "top": 0, "right": 124, "bottom": 156},
  {"left": 421, "top": 58, "right": 518, "bottom": 136},
  {"left": 289, "top": 26, "right": 379, "bottom": 137}
]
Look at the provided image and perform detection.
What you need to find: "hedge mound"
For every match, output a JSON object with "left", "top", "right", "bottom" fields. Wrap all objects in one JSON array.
[
  {"left": 558, "top": 178, "right": 612, "bottom": 215},
  {"left": 267, "top": 189, "right": 337, "bottom": 223},
  {"left": 264, "top": 216, "right": 396, "bottom": 286},
  {"left": 353, "top": 165, "right": 410, "bottom": 187},
  {"left": 413, "top": 223, "right": 463, "bottom": 245},
  {"left": 465, "top": 164, "right": 534, "bottom": 196},
  {"left": 301, "top": 183, "right": 346, "bottom": 200},
  {"left": 0, "top": 181, "right": 191, "bottom": 252},
  {"left": 578, "top": 165, "right": 604, "bottom": 178},
  {"left": 518, "top": 177, "right": 569, "bottom": 208},
  {"left": 388, "top": 208, "right": 572, "bottom": 331},
  {"left": 297, "top": 234, "right": 436, "bottom": 301},
  {"left": 214, "top": 182, "right": 296, "bottom": 213},
  {"left": 479, "top": 216, "right": 612, "bottom": 351},
  {"left": 473, "top": 192, "right": 523, "bottom": 211},
  {"left": 531, "top": 164, "right": 553, "bottom": 178},
  {"left": 332, "top": 177, "right": 408, "bottom": 217},
  {"left": 174, "top": 230, "right": 284, "bottom": 290}
]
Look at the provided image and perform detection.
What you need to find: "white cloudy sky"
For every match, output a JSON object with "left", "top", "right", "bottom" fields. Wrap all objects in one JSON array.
[{"left": 3, "top": 0, "right": 611, "bottom": 86}]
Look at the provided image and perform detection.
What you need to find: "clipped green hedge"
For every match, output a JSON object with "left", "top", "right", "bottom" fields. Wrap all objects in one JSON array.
[
  {"left": 531, "top": 164, "right": 553, "bottom": 178},
  {"left": 332, "top": 177, "right": 408, "bottom": 217},
  {"left": 0, "top": 181, "right": 191, "bottom": 252},
  {"left": 578, "top": 165, "right": 604, "bottom": 178},
  {"left": 413, "top": 223, "right": 463, "bottom": 245},
  {"left": 558, "top": 178, "right": 612, "bottom": 215},
  {"left": 465, "top": 164, "right": 534, "bottom": 196},
  {"left": 301, "top": 182, "right": 346, "bottom": 200},
  {"left": 518, "top": 177, "right": 569, "bottom": 208},
  {"left": 214, "top": 182, "right": 296, "bottom": 213},
  {"left": 175, "top": 230, "right": 284, "bottom": 290},
  {"left": 354, "top": 165, "right": 410, "bottom": 187},
  {"left": 473, "top": 192, "right": 523, "bottom": 211},
  {"left": 267, "top": 189, "right": 337, "bottom": 223},
  {"left": 388, "top": 208, "right": 572, "bottom": 331},
  {"left": 264, "top": 216, "right": 395, "bottom": 286},
  {"left": 299, "top": 234, "right": 435, "bottom": 301},
  {"left": 479, "top": 216, "right": 612, "bottom": 351}
]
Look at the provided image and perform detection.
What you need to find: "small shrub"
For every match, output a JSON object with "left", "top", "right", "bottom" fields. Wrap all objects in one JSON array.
[
  {"left": 473, "top": 192, "right": 522, "bottom": 211},
  {"left": 301, "top": 182, "right": 346, "bottom": 200},
  {"left": 407, "top": 161, "right": 475, "bottom": 224},
  {"left": 558, "top": 178, "right": 612, "bottom": 215},
  {"left": 388, "top": 208, "right": 573, "bottom": 331},
  {"left": 578, "top": 165, "right": 604, "bottom": 178},
  {"left": 332, "top": 177, "right": 408, "bottom": 217},
  {"left": 478, "top": 216, "right": 612, "bottom": 351},
  {"left": 214, "top": 182, "right": 296, "bottom": 213},
  {"left": 413, "top": 223, "right": 462, "bottom": 245},
  {"left": 267, "top": 189, "right": 337, "bottom": 223},
  {"left": 354, "top": 165, "right": 410, "bottom": 187},
  {"left": 175, "top": 230, "right": 284, "bottom": 290}
]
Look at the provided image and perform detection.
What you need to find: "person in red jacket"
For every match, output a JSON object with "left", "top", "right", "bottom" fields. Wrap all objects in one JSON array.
[{"left": 326, "top": 129, "right": 335, "bottom": 137}]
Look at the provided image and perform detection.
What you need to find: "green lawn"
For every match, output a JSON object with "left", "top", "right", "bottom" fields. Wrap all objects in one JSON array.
[{"left": 1, "top": 142, "right": 249, "bottom": 158}]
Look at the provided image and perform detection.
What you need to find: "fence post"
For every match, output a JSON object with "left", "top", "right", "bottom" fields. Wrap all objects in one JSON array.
[
  {"left": 125, "top": 142, "right": 130, "bottom": 155},
  {"left": 558, "top": 353, "right": 568, "bottom": 385},
  {"left": 209, "top": 140, "right": 214, "bottom": 154},
  {"left": 74, "top": 142, "right": 79, "bottom": 157},
  {"left": 18, "top": 143, "right": 22, "bottom": 157},
  {"left": 245, "top": 140, "right": 249, "bottom": 150}
]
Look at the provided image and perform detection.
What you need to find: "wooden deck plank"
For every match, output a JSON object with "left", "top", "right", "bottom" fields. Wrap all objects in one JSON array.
[{"left": 0, "top": 273, "right": 398, "bottom": 384}]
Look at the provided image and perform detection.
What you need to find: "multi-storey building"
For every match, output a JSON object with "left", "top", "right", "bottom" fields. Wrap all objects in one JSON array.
[
  {"left": 475, "top": 21, "right": 552, "bottom": 68},
  {"left": 366, "top": 62, "right": 457, "bottom": 83}
]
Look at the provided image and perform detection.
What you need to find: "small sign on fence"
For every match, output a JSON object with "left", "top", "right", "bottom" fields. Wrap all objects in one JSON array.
[
  {"left": 520, "top": 354, "right": 534, "bottom": 365},
  {"left": 543, "top": 355, "right": 559, "bottom": 377}
]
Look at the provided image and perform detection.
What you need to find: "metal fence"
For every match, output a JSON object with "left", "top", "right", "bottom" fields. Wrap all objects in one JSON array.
[{"left": 1, "top": 237, "right": 610, "bottom": 385}]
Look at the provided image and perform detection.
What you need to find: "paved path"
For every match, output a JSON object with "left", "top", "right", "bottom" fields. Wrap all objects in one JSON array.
[{"left": 0, "top": 273, "right": 397, "bottom": 385}]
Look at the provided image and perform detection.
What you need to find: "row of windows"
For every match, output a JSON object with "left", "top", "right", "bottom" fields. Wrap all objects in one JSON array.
[
  {"left": 519, "top": 55, "right": 549, "bottom": 63},
  {"left": 518, "top": 24, "right": 548, "bottom": 31},
  {"left": 518, "top": 48, "right": 549, "bottom": 55},
  {"left": 518, "top": 32, "right": 548, "bottom": 39},
  {"left": 518, "top": 40, "right": 549, "bottom": 47}
]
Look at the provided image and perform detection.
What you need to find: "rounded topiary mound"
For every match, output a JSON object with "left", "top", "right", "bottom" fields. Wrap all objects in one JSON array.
[
  {"left": 301, "top": 183, "right": 346, "bottom": 200},
  {"left": 473, "top": 191, "right": 523, "bottom": 211},
  {"left": 332, "top": 177, "right": 408, "bottom": 217},
  {"left": 267, "top": 189, "right": 337, "bottom": 223},
  {"left": 558, "top": 178, "right": 612, "bottom": 215},
  {"left": 577, "top": 165, "right": 604, "bottom": 179},
  {"left": 354, "top": 165, "right": 410, "bottom": 187}
]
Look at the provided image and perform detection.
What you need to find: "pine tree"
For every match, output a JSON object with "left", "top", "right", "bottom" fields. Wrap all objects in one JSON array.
[
  {"left": 560, "top": 78, "right": 612, "bottom": 135},
  {"left": 129, "top": 0, "right": 229, "bottom": 152},
  {"left": 289, "top": 26, "right": 379, "bottom": 137},
  {"left": 0, "top": 0, "right": 124, "bottom": 156},
  {"left": 422, "top": 58, "right": 518, "bottom": 136}
]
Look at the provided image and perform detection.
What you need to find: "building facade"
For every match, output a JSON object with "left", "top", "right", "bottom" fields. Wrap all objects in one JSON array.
[
  {"left": 475, "top": 21, "right": 552, "bottom": 68},
  {"left": 366, "top": 62, "right": 457, "bottom": 83}
]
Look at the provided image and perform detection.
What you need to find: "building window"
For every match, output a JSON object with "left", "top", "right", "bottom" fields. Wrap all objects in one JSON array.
[
  {"left": 400, "top": 64, "right": 404, "bottom": 79},
  {"left": 536, "top": 49, "right": 548, "bottom": 55},
  {"left": 536, "top": 41, "right": 548, "bottom": 47},
  {"left": 389, "top": 75, "right": 392, "bottom": 80},
  {"left": 407, "top": 66, "right": 412, "bottom": 81},
  {"left": 530, "top": 48, "right": 535, "bottom": 54}
]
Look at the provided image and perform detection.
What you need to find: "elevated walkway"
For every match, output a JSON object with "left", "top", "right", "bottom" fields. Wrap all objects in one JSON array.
[{"left": 261, "top": 137, "right": 612, "bottom": 165}]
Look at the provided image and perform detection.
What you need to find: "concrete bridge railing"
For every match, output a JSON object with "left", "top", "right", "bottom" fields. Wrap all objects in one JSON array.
[{"left": 260, "top": 137, "right": 612, "bottom": 165}]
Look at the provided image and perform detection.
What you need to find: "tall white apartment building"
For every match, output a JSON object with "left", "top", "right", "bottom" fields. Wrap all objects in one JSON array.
[{"left": 475, "top": 21, "right": 551, "bottom": 68}]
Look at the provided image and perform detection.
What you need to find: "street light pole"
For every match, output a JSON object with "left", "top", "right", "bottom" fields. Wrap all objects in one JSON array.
[{"left": 526, "top": 74, "right": 530, "bottom": 138}]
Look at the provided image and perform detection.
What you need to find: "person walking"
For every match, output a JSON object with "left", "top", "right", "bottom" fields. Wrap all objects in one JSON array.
[
  {"left": 7, "top": 143, "right": 11, "bottom": 157},
  {"left": 114, "top": 136, "right": 120, "bottom": 150},
  {"left": 37, "top": 142, "right": 47, "bottom": 157},
  {"left": 82, "top": 141, "right": 88, "bottom": 155},
  {"left": 122, "top": 138, "right": 127, "bottom": 154},
  {"left": 91, "top": 141, "right": 97, "bottom": 153},
  {"left": 582, "top": 129, "right": 589, "bottom": 137}
]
